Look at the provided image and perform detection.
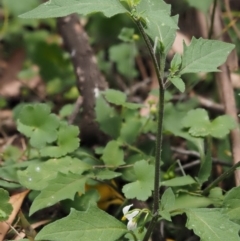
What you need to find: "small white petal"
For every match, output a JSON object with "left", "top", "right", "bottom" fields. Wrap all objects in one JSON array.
[
  {"left": 127, "top": 219, "right": 137, "bottom": 230},
  {"left": 123, "top": 204, "right": 133, "bottom": 215},
  {"left": 125, "top": 210, "right": 139, "bottom": 220}
]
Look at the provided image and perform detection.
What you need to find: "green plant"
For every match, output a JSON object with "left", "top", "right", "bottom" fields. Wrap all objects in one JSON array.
[{"left": 1, "top": 0, "right": 240, "bottom": 241}]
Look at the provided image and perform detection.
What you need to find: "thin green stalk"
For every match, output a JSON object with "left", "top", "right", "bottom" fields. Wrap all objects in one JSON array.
[
  {"left": 133, "top": 19, "right": 165, "bottom": 241},
  {"left": 202, "top": 161, "right": 240, "bottom": 195}
]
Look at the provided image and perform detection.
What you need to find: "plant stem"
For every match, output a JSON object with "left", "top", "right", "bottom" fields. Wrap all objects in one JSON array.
[
  {"left": 134, "top": 19, "right": 165, "bottom": 241},
  {"left": 208, "top": 0, "right": 217, "bottom": 39},
  {"left": 202, "top": 161, "right": 240, "bottom": 195}
]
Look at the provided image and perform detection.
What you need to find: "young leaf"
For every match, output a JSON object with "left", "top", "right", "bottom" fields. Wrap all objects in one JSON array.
[
  {"left": 0, "top": 188, "right": 13, "bottom": 221},
  {"left": 179, "top": 37, "right": 235, "bottom": 75},
  {"left": 30, "top": 172, "right": 87, "bottom": 215},
  {"left": 103, "top": 89, "right": 127, "bottom": 105},
  {"left": 17, "top": 103, "right": 60, "bottom": 148},
  {"left": 223, "top": 186, "right": 240, "bottom": 221},
  {"left": 95, "top": 95, "right": 121, "bottom": 138},
  {"left": 185, "top": 208, "right": 240, "bottom": 241},
  {"left": 169, "top": 77, "right": 185, "bottom": 93},
  {"left": 35, "top": 206, "right": 127, "bottom": 241},
  {"left": 18, "top": 157, "right": 91, "bottom": 190},
  {"left": 20, "top": 0, "right": 128, "bottom": 19},
  {"left": 101, "top": 140, "right": 125, "bottom": 166},
  {"left": 40, "top": 123, "right": 80, "bottom": 158},
  {"left": 122, "top": 160, "right": 154, "bottom": 200}
]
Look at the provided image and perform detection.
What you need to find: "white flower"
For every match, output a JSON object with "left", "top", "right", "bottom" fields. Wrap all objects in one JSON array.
[{"left": 122, "top": 204, "right": 139, "bottom": 230}]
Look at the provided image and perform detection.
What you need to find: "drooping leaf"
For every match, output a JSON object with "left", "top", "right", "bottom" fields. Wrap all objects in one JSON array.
[
  {"left": 122, "top": 160, "right": 154, "bottom": 200},
  {"left": 223, "top": 186, "right": 240, "bottom": 221},
  {"left": 169, "top": 77, "right": 185, "bottom": 93},
  {"left": 95, "top": 95, "right": 121, "bottom": 138},
  {"left": 18, "top": 156, "right": 91, "bottom": 190},
  {"left": 101, "top": 140, "right": 125, "bottom": 166},
  {"left": 185, "top": 208, "right": 240, "bottom": 241},
  {"left": 20, "top": 0, "right": 128, "bottom": 19},
  {"left": 0, "top": 188, "right": 13, "bottom": 221},
  {"left": 40, "top": 123, "right": 80, "bottom": 158},
  {"left": 17, "top": 103, "right": 60, "bottom": 148},
  {"left": 30, "top": 172, "right": 87, "bottom": 215},
  {"left": 35, "top": 206, "right": 127, "bottom": 241},
  {"left": 160, "top": 188, "right": 175, "bottom": 211},
  {"left": 161, "top": 175, "right": 196, "bottom": 187},
  {"left": 179, "top": 37, "right": 235, "bottom": 75}
]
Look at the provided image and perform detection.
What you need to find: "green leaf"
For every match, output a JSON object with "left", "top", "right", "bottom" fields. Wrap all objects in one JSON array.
[
  {"left": 40, "top": 123, "right": 80, "bottom": 158},
  {"left": 103, "top": 89, "right": 127, "bottom": 105},
  {"left": 35, "top": 206, "right": 127, "bottom": 241},
  {"left": 136, "top": 0, "right": 178, "bottom": 54},
  {"left": 160, "top": 188, "right": 175, "bottom": 211},
  {"left": 187, "top": 0, "right": 214, "bottom": 13},
  {"left": 169, "top": 77, "right": 185, "bottom": 93},
  {"left": 20, "top": 0, "right": 128, "bottom": 19},
  {"left": 59, "top": 104, "right": 74, "bottom": 118},
  {"left": 182, "top": 109, "right": 236, "bottom": 138},
  {"left": 179, "top": 37, "right": 235, "bottom": 75},
  {"left": 170, "top": 53, "right": 182, "bottom": 70},
  {"left": 30, "top": 172, "right": 87, "bottom": 215},
  {"left": 18, "top": 156, "right": 91, "bottom": 190},
  {"left": 95, "top": 95, "right": 121, "bottom": 138},
  {"left": 210, "top": 115, "right": 236, "bottom": 138},
  {"left": 109, "top": 43, "right": 138, "bottom": 78},
  {"left": 0, "top": 188, "right": 13, "bottom": 221},
  {"left": 122, "top": 160, "right": 154, "bottom": 200},
  {"left": 101, "top": 140, "right": 125, "bottom": 166},
  {"left": 118, "top": 27, "right": 135, "bottom": 42},
  {"left": 223, "top": 186, "right": 240, "bottom": 221},
  {"left": 119, "top": 118, "right": 142, "bottom": 144},
  {"left": 92, "top": 169, "right": 122, "bottom": 180},
  {"left": 17, "top": 103, "right": 60, "bottom": 148},
  {"left": 161, "top": 175, "right": 196, "bottom": 187},
  {"left": 185, "top": 208, "right": 240, "bottom": 241}
]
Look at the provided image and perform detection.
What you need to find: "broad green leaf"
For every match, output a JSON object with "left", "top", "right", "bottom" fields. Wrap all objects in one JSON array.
[
  {"left": 18, "top": 156, "right": 91, "bottom": 190},
  {"left": 122, "top": 160, "right": 154, "bottom": 200},
  {"left": 185, "top": 208, "right": 240, "bottom": 241},
  {"left": 123, "top": 102, "right": 143, "bottom": 109},
  {"left": 0, "top": 188, "right": 13, "bottom": 221},
  {"left": 170, "top": 53, "right": 182, "bottom": 70},
  {"left": 95, "top": 95, "right": 121, "bottom": 138},
  {"left": 160, "top": 188, "right": 175, "bottom": 211},
  {"left": 101, "top": 140, "right": 125, "bottom": 166},
  {"left": 20, "top": 0, "right": 128, "bottom": 19},
  {"left": 59, "top": 104, "right": 74, "bottom": 118},
  {"left": 161, "top": 175, "right": 196, "bottom": 187},
  {"left": 119, "top": 118, "right": 142, "bottom": 144},
  {"left": 179, "top": 37, "right": 235, "bottom": 75},
  {"left": 187, "top": 0, "right": 214, "bottom": 13},
  {"left": 109, "top": 43, "right": 138, "bottom": 78},
  {"left": 40, "top": 123, "right": 80, "bottom": 158},
  {"left": 35, "top": 206, "right": 127, "bottom": 241},
  {"left": 103, "top": 89, "right": 127, "bottom": 105},
  {"left": 118, "top": 27, "right": 135, "bottom": 42},
  {"left": 17, "top": 103, "right": 60, "bottom": 148},
  {"left": 223, "top": 186, "right": 240, "bottom": 221},
  {"left": 30, "top": 172, "right": 87, "bottom": 215},
  {"left": 210, "top": 115, "right": 236, "bottom": 138},
  {"left": 169, "top": 77, "right": 185, "bottom": 93}
]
